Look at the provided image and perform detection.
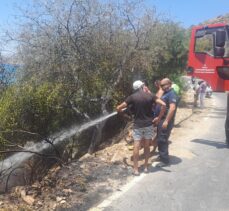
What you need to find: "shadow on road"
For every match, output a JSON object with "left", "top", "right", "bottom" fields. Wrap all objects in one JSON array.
[
  {"left": 147, "top": 155, "right": 182, "bottom": 173},
  {"left": 191, "top": 139, "right": 228, "bottom": 149},
  {"left": 169, "top": 155, "right": 183, "bottom": 165}
]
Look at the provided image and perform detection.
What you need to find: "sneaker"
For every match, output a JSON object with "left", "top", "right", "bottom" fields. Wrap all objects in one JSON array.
[
  {"left": 152, "top": 161, "right": 168, "bottom": 167},
  {"left": 153, "top": 156, "right": 169, "bottom": 163}
]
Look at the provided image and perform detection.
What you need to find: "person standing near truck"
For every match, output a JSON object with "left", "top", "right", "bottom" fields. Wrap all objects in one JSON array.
[
  {"left": 193, "top": 81, "right": 200, "bottom": 107},
  {"left": 199, "top": 80, "right": 207, "bottom": 108},
  {"left": 153, "top": 78, "right": 179, "bottom": 167},
  {"left": 171, "top": 83, "right": 180, "bottom": 96},
  {"left": 116, "top": 80, "right": 166, "bottom": 175}
]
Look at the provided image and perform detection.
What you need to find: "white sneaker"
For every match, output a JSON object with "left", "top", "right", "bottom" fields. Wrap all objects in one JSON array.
[{"left": 152, "top": 161, "right": 167, "bottom": 167}]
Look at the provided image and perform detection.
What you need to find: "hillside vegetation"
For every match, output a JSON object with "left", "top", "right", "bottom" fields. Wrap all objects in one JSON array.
[
  {"left": 0, "top": 0, "right": 197, "bottom": 158},
  {"left": 201, "top": 13, "right": 229, "bottom": 25}
]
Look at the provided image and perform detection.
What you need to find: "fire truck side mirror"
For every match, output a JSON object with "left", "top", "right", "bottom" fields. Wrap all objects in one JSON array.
[
  {"left": 215, "top": 31, "right": 226, "bottom": 57},
  {"left": 215, "top": 30, "right": 226, "bottom": 47}
]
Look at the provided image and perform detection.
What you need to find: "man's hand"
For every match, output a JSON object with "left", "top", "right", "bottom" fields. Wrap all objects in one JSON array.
[
  {"left": 116, "top": 102, "right": 127, "bottom": 113},
  {"left": 162, "top": 120, "right": 168, "bottom": 129},
  {"left": 162, "top": 103, "right": 176, "bottom": 128},
  {"left": 152, "top": 117, "right": 160, "bottom": 125}
]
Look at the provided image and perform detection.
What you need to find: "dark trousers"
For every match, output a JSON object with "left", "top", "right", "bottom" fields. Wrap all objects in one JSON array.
[{"left": 157, "top": 119, "right": 174, "bottom": 163}]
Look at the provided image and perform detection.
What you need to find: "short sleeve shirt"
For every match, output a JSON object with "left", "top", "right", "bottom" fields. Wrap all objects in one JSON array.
[
  {"left": 161, "top": 88, "right": 178, "bottom": 120},
  {"left": 125, "top": 90, "right": 157, "bottom": 128}
]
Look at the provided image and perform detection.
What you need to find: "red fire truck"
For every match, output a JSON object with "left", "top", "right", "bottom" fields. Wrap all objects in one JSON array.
[
  {"left": 186, "top": 23, "right": 229, "bottom": 144},
  {"left": 187, "top": 23, "right": 229, "bottom": 91}
]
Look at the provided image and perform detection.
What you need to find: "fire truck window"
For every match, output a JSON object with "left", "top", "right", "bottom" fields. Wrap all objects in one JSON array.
[{"left": 195, "top": 34, "right": 214, "bottom": 55}]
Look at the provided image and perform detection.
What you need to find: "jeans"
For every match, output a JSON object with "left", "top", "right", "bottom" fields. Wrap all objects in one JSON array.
[{"left": 157, "top": 119, "right": 174, "bottom": 163}]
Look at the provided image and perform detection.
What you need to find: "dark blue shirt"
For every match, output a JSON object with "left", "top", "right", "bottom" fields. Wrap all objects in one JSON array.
[{"left": 161, "top": 88, "right": 178, "bottom": 121}]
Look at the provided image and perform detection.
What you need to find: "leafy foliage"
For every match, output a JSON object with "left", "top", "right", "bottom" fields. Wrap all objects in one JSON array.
[
  {"left": 0, "top": 82, "right": 77, "bottom": 144},
  {"left": 0, "top": 0, "right": 189, "bottom": 151}
]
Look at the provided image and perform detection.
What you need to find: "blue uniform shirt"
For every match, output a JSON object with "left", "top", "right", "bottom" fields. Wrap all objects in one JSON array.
[{"left": 161, "top": 88, "right": 178, "bottom": 121}]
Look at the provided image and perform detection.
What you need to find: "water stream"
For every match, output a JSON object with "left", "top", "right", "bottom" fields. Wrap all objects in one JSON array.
[{"left": 0, "top": 111, "right": 118, "bottom": 174}]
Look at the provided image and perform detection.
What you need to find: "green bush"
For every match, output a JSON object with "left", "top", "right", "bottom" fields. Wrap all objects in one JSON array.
[{"left": 0, "top": 82, "right": 76, "bottom": 145}]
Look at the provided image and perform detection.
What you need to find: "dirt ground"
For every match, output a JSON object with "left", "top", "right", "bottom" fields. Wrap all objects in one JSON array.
[{"left": 0, "top": 89, "right": 214, "bottom": 211}]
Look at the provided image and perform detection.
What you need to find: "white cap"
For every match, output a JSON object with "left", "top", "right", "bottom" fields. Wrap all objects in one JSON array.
[{"left": 133, "top": 80, "right": 144, "bottom": 90}]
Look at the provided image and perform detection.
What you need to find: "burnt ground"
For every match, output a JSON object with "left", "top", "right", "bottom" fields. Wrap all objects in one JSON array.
[{"left": 0, "top": 89, "right": 214, "bottom": 211}]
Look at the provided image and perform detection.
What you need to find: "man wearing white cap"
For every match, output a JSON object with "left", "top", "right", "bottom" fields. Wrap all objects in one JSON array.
[{"left": 117, "top": 80, "right": 166, "bottom": 175}]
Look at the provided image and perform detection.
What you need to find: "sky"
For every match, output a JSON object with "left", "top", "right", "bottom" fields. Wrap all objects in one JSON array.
[
  {"left": 0, "top": 0, "right": 229, "bottom": 56},
  {"left": 0, "top": 0, "right": 229, "bottom": 29},
  {"left": 146, "top": 0, "right": 229, "bottom": 28},
  {"left": 0, "top": 0, "right": 29, "bottom": 28}
]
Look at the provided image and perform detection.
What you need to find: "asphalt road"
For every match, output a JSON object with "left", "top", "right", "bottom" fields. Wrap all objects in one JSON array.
[{"left": 96, "top": 92, "right": 229, "bottom": 211}]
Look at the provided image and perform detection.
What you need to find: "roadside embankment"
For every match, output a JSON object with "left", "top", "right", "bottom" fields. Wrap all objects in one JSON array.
[{"left": 0, "top": 88, "right": 215, "bottom": 211}]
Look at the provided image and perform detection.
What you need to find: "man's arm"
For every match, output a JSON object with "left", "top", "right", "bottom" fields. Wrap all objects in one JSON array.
[
  {"left": 116, "top": 102, "right": 127, "bottom": 113},
  {"left": 162, "top": 103, "right": 176, "bottom": 129},
  {"left": 156, "top": 88, "right": 164, "bottom": 98},
  {"left": 153, "top": 98, "right": 166, "bottom": 125}
]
